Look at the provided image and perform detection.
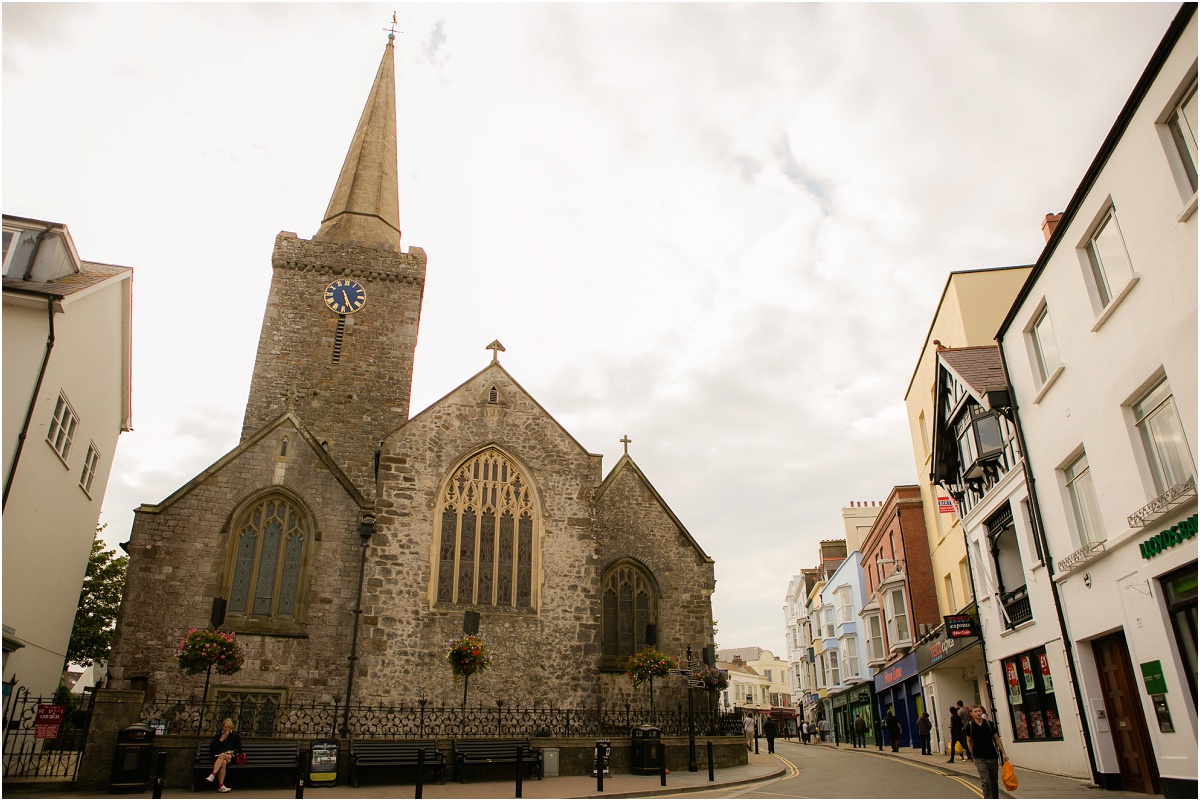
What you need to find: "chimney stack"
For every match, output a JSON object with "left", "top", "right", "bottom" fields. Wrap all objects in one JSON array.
[{"left": 1041, "top": 212, "right": 1063, "bottom": 242}]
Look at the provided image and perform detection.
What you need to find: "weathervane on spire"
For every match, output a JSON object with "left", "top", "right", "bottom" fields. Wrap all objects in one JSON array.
[{"left": 385, "top": 11, "right": 401, "bottom": 42}]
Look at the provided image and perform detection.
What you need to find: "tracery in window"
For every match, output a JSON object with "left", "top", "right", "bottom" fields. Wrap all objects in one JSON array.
[
  {"left": 226, "top": 493, "right": 313, "bottom": 625},
  {"left": 434, "top": 448, "right": 537, "bottom": 609},
  {"left": 601, "top": 560, "right": 659, "bottom": 669}
]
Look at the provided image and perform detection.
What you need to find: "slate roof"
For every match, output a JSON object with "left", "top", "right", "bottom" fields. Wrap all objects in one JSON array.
[
  {"left": 3, "top": 261, "right": 131, "bottom": 298},
  {"left": 938, "top": 345, "right": 1007, "bottom": 399}
]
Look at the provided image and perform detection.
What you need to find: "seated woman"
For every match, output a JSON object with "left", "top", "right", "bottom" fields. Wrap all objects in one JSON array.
[{"left": 205, "top": 718, "right": 242, "bottom": 793}]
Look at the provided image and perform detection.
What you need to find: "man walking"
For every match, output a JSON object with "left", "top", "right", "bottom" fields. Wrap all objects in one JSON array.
[
  {"left": 967, "top": 705, "right": 1006, "bottom": 798},
  {"left": 743, "top": 715, "right": 755, "bottom": 752},
  {"left": 763, "top": 717, "right": 778, "bottom": 754},
  {"left": 853, "top": 714, "right": 867, "bottom": 748},
  {"left": 884, "top": 707, "right": 902, "bottom": 752},
  {"left": 952, "top": 700, "right": 974, "bottom": 761}
]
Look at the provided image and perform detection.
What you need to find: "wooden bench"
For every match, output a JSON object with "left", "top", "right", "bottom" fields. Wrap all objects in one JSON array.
[
  {"left": 349, "top": 739, "right": 445, "bottom": 787},
  {"left": 191, "top": 740, "right": 301, "bottom": 791},
  {"left": 451, "top": 738, "right": 542, "bottom": 784}
]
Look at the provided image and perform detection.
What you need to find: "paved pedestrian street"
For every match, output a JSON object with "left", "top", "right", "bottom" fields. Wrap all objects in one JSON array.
[{"left": 5, "top": 739, "right": 1163, "bottom": 800}]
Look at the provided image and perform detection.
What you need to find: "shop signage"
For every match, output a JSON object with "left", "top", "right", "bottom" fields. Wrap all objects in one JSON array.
[
  {"left": 937, "top": 497, "right": 958, "bottom": 515},
  {"left": 873, "top": 652, "right": 918, "bottom": 692},
  {"left": 1140, "top": 660, "right": 1168, "bottom": 695},
  {"left": 944, "top": 614, "right": 977, "bottom": 638},
  {"left": 1138, "top": 514, "right": 1197, "bottom": 560},
  {"left": 917, "top": 622, "right": 980, "bottom": 673}
]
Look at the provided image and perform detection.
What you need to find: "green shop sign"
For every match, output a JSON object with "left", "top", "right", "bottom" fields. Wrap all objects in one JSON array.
[
  {"left": 1138, "top": 514, "right": 1198, "bottom": 560},
  {"left": 1140, "top": 660, "right": 1168, "bottom": 695}
]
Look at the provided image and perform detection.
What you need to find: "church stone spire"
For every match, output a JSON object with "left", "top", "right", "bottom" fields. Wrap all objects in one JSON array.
[{"left": 314, "top": 39, "right": 401, "bottom": 251}]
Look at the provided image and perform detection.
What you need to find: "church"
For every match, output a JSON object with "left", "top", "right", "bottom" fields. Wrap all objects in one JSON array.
[{"left": 106, "top": 36, "right": 716, "bottom": 714}]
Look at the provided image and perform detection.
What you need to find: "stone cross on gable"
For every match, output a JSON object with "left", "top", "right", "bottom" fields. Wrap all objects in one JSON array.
[
  {"left": 486, "top": 340, "right": 506, "bottom": 363},
  {"left": 620, "top": 435, "right": 632, "bottom": 455},
  {"left": 283, "top": 382, "right": 303, "bottom": 411}
]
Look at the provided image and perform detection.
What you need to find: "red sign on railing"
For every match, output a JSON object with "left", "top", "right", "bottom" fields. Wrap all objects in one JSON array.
[{"left": 34, "top": 704, "right": 65, "bottom": 739}]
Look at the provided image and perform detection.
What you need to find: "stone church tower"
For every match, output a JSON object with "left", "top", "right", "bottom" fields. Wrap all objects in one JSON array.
[{"left": 106, "top": 36, "right": 715, "bottom": 713}]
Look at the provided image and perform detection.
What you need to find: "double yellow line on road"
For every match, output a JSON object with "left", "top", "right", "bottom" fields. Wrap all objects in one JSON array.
[{"left": 870, "top": 752, "right": 982, "bottom": 797}]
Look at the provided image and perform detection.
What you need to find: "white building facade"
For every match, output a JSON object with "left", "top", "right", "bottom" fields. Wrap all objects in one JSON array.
[
  {"left": 997, "top": 6, "right": 1197, "bottom": 796},
  {"left": 2, "top": 215, "right": 133, "bottom": 698}
]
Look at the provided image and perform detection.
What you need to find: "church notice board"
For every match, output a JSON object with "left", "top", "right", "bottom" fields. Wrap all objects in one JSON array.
[{"left": 309, "top": 739, "right": 339, "bottom": 786}]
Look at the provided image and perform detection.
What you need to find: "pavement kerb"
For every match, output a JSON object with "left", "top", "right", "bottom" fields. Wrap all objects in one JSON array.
[
  {"left": 796, "top": 743, "right": 1012, "bottom": 796},
  {"left": 573, "top": 764, "right": 788, "bottom": 799}
]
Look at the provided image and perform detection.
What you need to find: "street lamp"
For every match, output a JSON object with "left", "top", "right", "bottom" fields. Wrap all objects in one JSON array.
[{"left": 342, "top": 511, "right": 375, "bottom": 736}]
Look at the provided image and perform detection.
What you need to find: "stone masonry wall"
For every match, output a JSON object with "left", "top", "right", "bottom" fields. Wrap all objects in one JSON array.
[
  {"left": 107, "top": 419, "right": 365, "bottom": 703},
  {"left": 242, "top": 233, "right": 426, "bottom": 497},
  {"left": 594, "top": 463, "right": 716, "bottom": 709},
  {"left": 360, "top": 364, "right": 608, "bottom": 708}
]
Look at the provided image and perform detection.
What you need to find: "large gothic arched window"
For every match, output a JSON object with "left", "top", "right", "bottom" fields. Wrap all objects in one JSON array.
[
  {"left": 224, "top": 493, "right": 313, "bottom": 629},
  {"left": 433, "top": 448, "right": 538, "bottom": 609},
  {"left": 601, "top": 560, "right": 659, "bottom": 670}
]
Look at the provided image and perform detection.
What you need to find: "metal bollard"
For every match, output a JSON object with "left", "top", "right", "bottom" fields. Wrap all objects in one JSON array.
[
  {"left": 295, "top": 750, "right": 306, "bottom": 798},
  {"left": 707, "top": 741, "right": 715, "bottom": 782},
  {"left": 754, "top": 731, "right": 759, "bottom": 755},
  {"left": 152, "top": 751, "right": 167, "bottom": 799},
  {"left": 515, "top": 745, "right": 523, "bottom": 798},
  {"left": 659, "top": 741, "right": 667, "bottom": 787},
  {"left": 416, "top": 748, "right": 424, "bottom": 799}
]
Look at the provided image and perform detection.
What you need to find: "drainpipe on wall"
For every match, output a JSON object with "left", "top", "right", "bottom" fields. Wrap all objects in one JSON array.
[
  {"left": 997, "top": 344, "right": 1101, "bottom": 785},
  {"left": 4, "top": 297, "right": 59, "bottom": 511}
]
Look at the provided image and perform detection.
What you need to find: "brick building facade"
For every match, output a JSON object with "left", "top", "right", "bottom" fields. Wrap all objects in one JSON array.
[{"left": 106, "top": 38, "right": 715, "bottom": 711}]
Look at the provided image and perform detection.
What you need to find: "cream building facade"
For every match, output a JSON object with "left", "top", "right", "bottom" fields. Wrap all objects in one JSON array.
[
  {"left": 996, "top": 7, "right": 1196, "bottom": 796},
  {"left": 2, "top": 215, "right": 133, "bottom": 698}
]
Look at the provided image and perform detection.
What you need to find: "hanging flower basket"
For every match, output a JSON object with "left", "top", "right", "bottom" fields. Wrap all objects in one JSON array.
[
  {"left": 446, "top": 634, "right": 493, "bottom": 682},
  {"left": 691, "top": 665, "right": 729, "bottom": 693},
  {"left": 625, "top": 647, "right": 677, "bottom": 689},
  {"left": 177, "top": 629, "right": 245, "bottom": 676}
]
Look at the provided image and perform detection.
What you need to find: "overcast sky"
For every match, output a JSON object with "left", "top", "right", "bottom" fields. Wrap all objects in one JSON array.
[{"left": 3, "top": 2, "right": 1181, "bottom": 659}]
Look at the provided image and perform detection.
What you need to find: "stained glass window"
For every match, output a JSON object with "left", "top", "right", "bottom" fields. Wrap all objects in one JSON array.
[
  {"left": 226, "top": 494, "right": 312, "bottom": 622},
  {"left": 601, "top": 562, "right": 658, "bottom": 669},
  {"left": 434, "top": 448, "right": 538, "bottom": 608}
]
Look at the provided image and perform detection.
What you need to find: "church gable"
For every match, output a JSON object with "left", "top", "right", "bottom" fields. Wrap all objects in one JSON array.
[
  {"left": 107, "top": 414, "right": 370, "bottom": 698},
  {"left": 593, "top": 456, "right": 715, "bottom": 697},
  {"left": 360, "top": 362, "right": 608, "bottom": 705}
]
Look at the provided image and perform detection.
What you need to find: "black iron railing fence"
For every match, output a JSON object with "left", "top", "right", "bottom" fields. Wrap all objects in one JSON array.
[
  {"left": 138, "top": 695, "right": 742, "bottom": 740},
  {"left": 2, "top": 686, "right": 94, "bottom": 780}
]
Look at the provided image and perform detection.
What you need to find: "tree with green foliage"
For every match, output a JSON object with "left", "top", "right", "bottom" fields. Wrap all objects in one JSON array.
[{"left": 66, "top": 526, "right": 128, "bottom": 666}]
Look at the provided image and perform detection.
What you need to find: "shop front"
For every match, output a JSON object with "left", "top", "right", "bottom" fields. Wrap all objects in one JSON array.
[
  {"left": 873, "top": 652, "right": 923, "bottom": 750},
  {"left": 828, "top": 683, "right": 875, "bottom": 746},
  {"left": 915, "top": 609, "right": 988, "bottom": 756}
]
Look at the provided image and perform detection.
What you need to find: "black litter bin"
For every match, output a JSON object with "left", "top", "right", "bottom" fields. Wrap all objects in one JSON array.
[
  {"left": 630, "top": 725, "right": 662, "bottom": 775},
  {"left": 109, "top": 723, "right": 156, "bottom": 794}
]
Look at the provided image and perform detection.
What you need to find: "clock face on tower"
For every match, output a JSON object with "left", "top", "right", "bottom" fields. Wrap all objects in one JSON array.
[{"left": 323, "top": 278, "right": 366, "bottom": 314}]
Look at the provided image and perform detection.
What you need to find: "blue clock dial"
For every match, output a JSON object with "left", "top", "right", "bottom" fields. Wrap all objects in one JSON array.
[{"left": 323, "top": 278, "right": 366, "bottom": 314}]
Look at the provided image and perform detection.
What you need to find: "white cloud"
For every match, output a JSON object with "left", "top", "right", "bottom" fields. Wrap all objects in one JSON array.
[{"left": 3, "top": 2, "right": 1180, "bottom": 657}]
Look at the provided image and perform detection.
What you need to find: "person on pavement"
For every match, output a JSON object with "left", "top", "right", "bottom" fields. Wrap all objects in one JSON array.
[
  {"left": 743, "top": 715, "right": 755, "bottom": 751},
  {"left": 918, "top": 711, "right": 933, "bottom": 755},
  {"left": 949, "top": 703, "right": 972, "bottom": 762},
  {"left": 763, "top": 717, "right": 778, "bottom": 754},
  {"left": 966, "top": 705, "right": 1007, "bottom": 799},
  {"left": 205, "top": 718, "right": 242, "bottom": 793},
  {"left": 853, "top": 713, "right": 867, "bottom": 748},
  {"left": 884, "top": 707, "right": 902, "bottom": 752}
]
